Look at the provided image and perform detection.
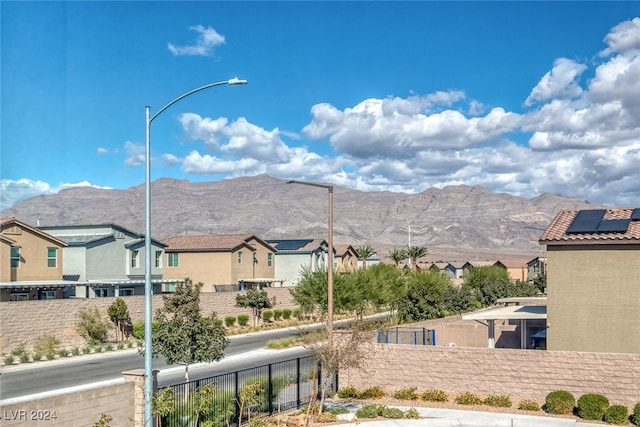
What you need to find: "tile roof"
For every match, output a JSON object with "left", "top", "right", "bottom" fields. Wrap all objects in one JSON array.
[
  {"left": 540, "top": 208, "right": 640, "bottom": 244},
  {"left": 163, "top": 233, "right": 255, "bottom": 252}
]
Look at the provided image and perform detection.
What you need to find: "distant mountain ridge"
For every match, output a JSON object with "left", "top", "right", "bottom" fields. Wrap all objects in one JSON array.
[{"left": 1, "top": 174, "right": 605, "bottom": 259}]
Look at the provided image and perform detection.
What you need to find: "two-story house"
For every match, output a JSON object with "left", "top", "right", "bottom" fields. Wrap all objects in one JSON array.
[
  {"left": 539, "top": 207, "right": 640, "bottom": 354},
  {"left": 38, "top": 223, "right": 170, "bottom": 297},
  {"left": 163, "top": 233, "right": 277, "bottom": 291},
  {"left": 266, "top": 238, "right": 331, "bottom": 287},
  {"left": 0, "top": 218, "right": 69, "bottom": 301}
]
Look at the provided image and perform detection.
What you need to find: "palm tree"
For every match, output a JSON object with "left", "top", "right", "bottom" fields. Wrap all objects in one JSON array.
[
  {"left": 355, "top": 244, "right": 376, "bottom": 269},
  {"left": 406, "top": 245, "right": 427, "bottom": 270},
  {"left": 388, "top": 248, "right": 408, "bottom": 269}
]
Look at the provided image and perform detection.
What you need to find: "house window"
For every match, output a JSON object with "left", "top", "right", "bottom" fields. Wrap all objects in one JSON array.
[
  {"left": 10, "top": 247, "right": 20, "bottom": 268},
  {"left": 131, "top": 250, "right": 139, "bottom": 268},
  {"left": 10, "top": 293, "right": 28, "bottom": 301},
  {"left": 47, "top": 247, "right": 58, "bottom": 268},
  {"left": 119, "top": 288, "right": 134, "bottom": 296},
  {"left": 155, "top": 251, "right": 162, "bottom": 268},
  {"left": 237, "top": 251, "right": 243, "bottom": 264},
  {"left": 95, "top": 288, "right": 109, "bottom": 297},
  {"left": 168, "top": 252, "right": 179, "bottom": 267},
  {"left": 39, "top": 290, "right": 56, "bottom": 300},
  {"left": 267, "top": 253, "right": 273, "bottom": 267}
]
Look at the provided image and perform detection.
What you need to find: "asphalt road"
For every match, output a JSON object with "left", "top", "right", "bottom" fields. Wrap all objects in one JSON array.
[{"left": 0, "top": 326, "right": 313, "bottom": 401}]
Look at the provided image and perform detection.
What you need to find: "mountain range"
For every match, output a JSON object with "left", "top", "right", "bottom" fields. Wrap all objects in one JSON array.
[{"left": 1, "top": 174, "right": 605, "bottom": 260}]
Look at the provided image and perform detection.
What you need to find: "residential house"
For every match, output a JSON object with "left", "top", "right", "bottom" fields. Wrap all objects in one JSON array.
[
  {"left": 0, "top": 218, "right": 69, "bottom": 301},
  {"left": 539, "top": 207, "right": 640, "bottom": 354},
  {"left": 334, "top": 244, "right": 358, "bottom": 272},
  {"left": 496, "top": 259, "right": 530, "bottom": 282},
  {"left": 266, "top": 239, "right": 329, "bottom": 287},
  {"left": 163, "top": 234, "right": 277, "bottom": 291},
  {"left": 38, "top": 223, "right": 169, "bottom": 297},
  {"left": 526, "top": 256, "right": 546, "bottom": 284}
]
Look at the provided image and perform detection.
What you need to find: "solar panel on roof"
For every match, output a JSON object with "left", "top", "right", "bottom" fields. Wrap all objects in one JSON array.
[
  {"left": 631, "top": 208, "right": 640, "bottom": 221},
  {"left": 596, "top": 219, "right": 631, "bottom": 233},
  {"left": 566, "top": 209, "right": 606, "bottom": 234},
  {"left": 267, "top": 239, "right": 314, "bottom": 250}
]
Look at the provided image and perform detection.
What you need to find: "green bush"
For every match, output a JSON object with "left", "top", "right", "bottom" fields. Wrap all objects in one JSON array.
[
  {"left": 355, "top": 404, "right": 380, "bottom": 418},
  {"left": 292, "top": 308, "right": 303, "bottom": 319},
  {"left": 422, "top": 389, "right": 448, "bottom": 402},
  {"left": 282, "top": 308, "right": 292, "bottom": 319},
  {"left": 4, "top": 355, "right": 15, "bottom": 365},
  {"left": 224, "top": 316, "right": 236, "bottom": 327},
  {"left": 33, "top": 333, "right": 61, "bottom": 355},
  {"left": 603, "top": 405, "right": 628, "bottom": 425},
  {"left": 359, "top": 386, "right": 385, "bottom": 399},
  {"left": 518, "top": 400, "right": 540, "bottom": 411},
  {"left": 484, "top": 394, "right": 512, "bottom": 408},
  {"left": 32, "top": 352, "right": 43, "bottom": 361},
  {"left": 71, "top": 347, "right": 80, "bottom": 356},
  {"left": 328, "top": 407, "right": 350, "bottom": 415},
  {"left": 380, "top": 407, "right": 404, "bottom": 418},
  {"left": 455, "top": 392, "right": 483, "bottom": 405},
  {"left": 337, "top": 386, "right": 360, "bottom": 399},
  {"left": 10, "top": 344, "right": 27, "bottom": 356},
  {"left": 273, "top": 309, "right": 283, "bottom": 320},
  {"left": 577, "top": 393, "right": 609, "bottom": 420},
  {"left": 237, "top": 314, "right": 250, "bottom": 326},
  {"left": 633, "top": 402, "right": 640, "bottom": 425},
  {"left": 404, "top": 408, "right": 420, "bottom": 419},
  {"left": 132, "top": 321, "right": 145, "bottom": 340},
  {"left": 76, "top": 307, "right": 113, "bottom": 345},
  {"left": 262, "top": 310, "right": 274, "bottom": 322},
  {"left": 393, "top": 387, "right": 419, "bottom": 400},
  {"left": 545, "top": 390, "right": 575, "bottom": 415},
  {"left": 19, "top": 353, "right": 30, "bottom": 363}
]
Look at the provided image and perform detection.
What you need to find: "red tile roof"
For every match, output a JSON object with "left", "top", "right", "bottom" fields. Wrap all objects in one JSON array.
[
  {"left": 163, "top": 234, "right": 255, "bottom": 252},
  {"left": 540, "top": 208, "right": 640, "bottom": 244}
]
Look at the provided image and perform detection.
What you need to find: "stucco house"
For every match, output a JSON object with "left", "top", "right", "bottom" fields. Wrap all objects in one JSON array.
[
  {"left": 266, "top": 238, "right": 330, "bottom": 287},
  {"left": 334, "top": 244, "right": 358, "bottom": 272},
  {"left": 38, "top": 223, "right": 170, "bottom": 297},
  {"left": 0, "top": 218, "right": 69, "bottom": 301},
  {"left": 163, "top": 233, "right": 277, "bottom": 291},
  {"left": 539, "top": 207, "right": 640, "bottom": 354}
]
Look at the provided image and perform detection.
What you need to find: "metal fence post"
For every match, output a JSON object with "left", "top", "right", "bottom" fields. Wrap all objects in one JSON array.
[
  {"left": 431, "top": 329, "right": 436, "bottom": 346},
  {"left": 296, "top": 357, "right": 301, "bottom": 407},
  {"left": 316, "top": 361, "right": 322, "bottom": 400},
  {"left": 234, "top": 371, "right": 240, "bottom": 424},
  {"left": 268, "top": 363, "right": 274, "bottom": 415}
]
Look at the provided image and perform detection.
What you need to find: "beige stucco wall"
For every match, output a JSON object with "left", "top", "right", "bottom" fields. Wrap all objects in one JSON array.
[
  {"left": 0, "top": 225, "right": 64, "bottom": 282},
  {"left": 0, "top": 288, "right": 296, "bottom": 352},
  {"left": 1, "top": 239, "right": 12, "bottom": 281},
  {"left": 546, "top": 244, "right": 640, "bottom": 354},
  {"left": 341, "top": 344, "right": 640, "bottom": 406}
]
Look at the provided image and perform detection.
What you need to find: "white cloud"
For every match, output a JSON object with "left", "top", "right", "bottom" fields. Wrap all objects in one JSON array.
[
  {"left": 0, "top": 179, "right": 111, "bottom": 210},
  {"left": 124, "top": 141, "right": 145, "bottom": 167},
  {"left": 97, "top": 147, "right": 108, "bottom": 155},
  {"left": 524, "top": 58, "right": 588, "bottom": 106},
  {"left": 600, "top": 17, "right": 640, "bottom": 56},
  {"left": 168, "top": 25, "right": 225, "bottom": 57}
]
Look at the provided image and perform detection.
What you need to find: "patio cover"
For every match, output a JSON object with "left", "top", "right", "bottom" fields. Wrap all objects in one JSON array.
[{"left": 462, "top": 305, "right": 547, "bottom": 348}]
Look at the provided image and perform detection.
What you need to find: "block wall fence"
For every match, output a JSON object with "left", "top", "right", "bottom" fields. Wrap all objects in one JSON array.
[
  {"left": 340, "top": 344, "right": 640, "bottom": 407},
  {"left": 0, "top": 288, "right": 296, "bottom": 352}
]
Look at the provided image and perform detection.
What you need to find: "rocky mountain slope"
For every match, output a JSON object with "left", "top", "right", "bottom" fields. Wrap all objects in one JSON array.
[{"left": 1, "top": 174, "right": 605, "bottom": 259}]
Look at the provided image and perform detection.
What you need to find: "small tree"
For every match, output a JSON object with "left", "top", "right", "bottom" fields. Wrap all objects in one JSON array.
[
  {"left": 355, "top": 245, "right": 376, "bottom": 269},
  {"left": 107, "top": 298, "right": 131, "bottom": 342},
  {"left": 152, "top": 278, "right": 229, "bottom": 383},
  {"left": 235, "top": 287, "right": 275, "bottom": 326},
  {"left": 76, "top": 307, "right": 113, "bottom": 345},
  {"left": 406, "top": 245, "right": 428, "bottom": 270}
]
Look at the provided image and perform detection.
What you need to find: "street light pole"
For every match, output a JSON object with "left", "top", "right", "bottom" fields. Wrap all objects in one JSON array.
[
  {"left": 144, "top": 77, "right": 247, "bottom": 426},
  {"left": 286, "top": 180, "right": 334, "bottom": 348}
]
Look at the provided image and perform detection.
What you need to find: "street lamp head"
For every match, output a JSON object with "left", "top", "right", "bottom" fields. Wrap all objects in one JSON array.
[{"left": 228, "top": 77, "right": 248, "bottom": 85}]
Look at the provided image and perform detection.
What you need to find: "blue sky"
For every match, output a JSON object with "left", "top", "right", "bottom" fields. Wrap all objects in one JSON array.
[{"left": 2, "top": 1, "right": 640, "bottom": 210}]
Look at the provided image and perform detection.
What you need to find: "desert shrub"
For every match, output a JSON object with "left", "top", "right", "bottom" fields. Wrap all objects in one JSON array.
[
  {"left": 393, "top": 387, "right": 419, "bottom": 400},
  {"left": 359, "top": 386, "right": 385, "bottom": 399},
  {"left": 380, "top": 407, "right": 404, "bottom": 418},
  {"left": 273, "top": 309, "right": 283, "bottom": 320},
  {"left": 422, "top": 389, "right": 448, "bottom": 402},
  {"left": 76, "top": 308, "right": 112, "bottom": 345},
  {"left": 262, "top": 310, "right": 274, "bottom": 322},
  {"left": 633, "top": 402, "right": 640, "bottom": 425},
  {"left": 356, "top": 404, "right": 380, "bottom": 418},
  {"left": 518, "top": 400, "right": 540, "bottom": 411},
  {"left": 282, "top": 308, "right": 292, "bottom": 319},
  {"left": 58, "top": 349, "right": 69, "bottom": 357},
  {"left": 577, "top": 393, "right": 609, "bottom": 420},
  {"left": 603, "top": 405, "right": 628, "bottom": 425},
  {"left": 545, "top": 390, "right": 575, "bottom": 415},
  {"left": 292, "top": 308, "right": 303, "bottom": 319},
  {"left": 455, "top": 392, "right": 483, "bottom": 405},
  {"left": 71, "top": 347, "right": 80, "bottom": 356},
  {"left": 237, "top": 314, "right": 250, "bottom": 326},
  {"left": 33, "top": 333, "right": 61, "bottom": 355},
  {"left": 19, "top": 353, "right": 30, "bottom": 363},
  {"left": 10, "top": 344, "right": 27, "bottom": 356},
  {"left": 32, "top": 352, "right": 43, "bottom": 361},
  {"left": 4, "top": 355, "right": 15, "bottom": 365},
  {"left": 328, "top": 407, "right": 349, "bottom": 415},
  {"left": 337, "top": 386, "right": 360, "bottom": 399},
  {"left": 405, "top": 408, "right": 420, "bottom": 419},
  {"left": 224, "top": 316, "right": 236, "bottom": 327},
  {"left": 484, "top": 394, "right": 512, "bottom": 408},
  {"left": 315, "top": 412, "right": 336, "bottom": 423}
]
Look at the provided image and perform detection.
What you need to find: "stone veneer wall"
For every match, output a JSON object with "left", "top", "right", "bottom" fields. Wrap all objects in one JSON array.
[
  {"left": 0, "top": 288, "right": 295, "bottom": 352},
  {"left": 340, "top": 344, "right": 640, "bottom": 406},
  {"left": 0, "top": 382, "right": 135, "bottom": 426}
]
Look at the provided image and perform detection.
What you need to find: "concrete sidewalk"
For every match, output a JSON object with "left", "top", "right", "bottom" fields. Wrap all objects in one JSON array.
[{"left": 330, "top": 406, "right": 607, "bottom": 427}]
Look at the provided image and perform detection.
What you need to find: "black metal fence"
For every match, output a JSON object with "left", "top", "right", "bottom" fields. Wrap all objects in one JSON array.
[
  {"left": 159, "top": 356, "right": 336, "bottom": 426},
  {"left": 376, "top": 327, "right": 436, "bottom": 345}
]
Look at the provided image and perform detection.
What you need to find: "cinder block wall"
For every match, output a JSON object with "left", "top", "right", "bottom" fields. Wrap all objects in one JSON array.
[
  {"left": 340, "top": 345, "right": 640, "bottom": 406},
  {"left": 0, "top": 383, "right": 134, "bottom": 426},
  {"left": 0, "top": 288, "right": 296, "bottom": 352}
]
